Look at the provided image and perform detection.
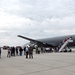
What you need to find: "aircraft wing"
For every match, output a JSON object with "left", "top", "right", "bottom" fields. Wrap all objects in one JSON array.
[{"left": 17, "top": 35, "right": 53, "bottom": 47}]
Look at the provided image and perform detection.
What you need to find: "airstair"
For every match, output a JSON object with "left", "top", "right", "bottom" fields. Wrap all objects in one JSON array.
[{"left": 59, "top": 39, "right": 73, "bottom": 52}]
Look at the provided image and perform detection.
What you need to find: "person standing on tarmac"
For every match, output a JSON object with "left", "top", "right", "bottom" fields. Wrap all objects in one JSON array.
[
  {"left": 16, "top": 47, "right": 18, "bottom": 56},
  {"left": 0, "top": 47, "right": 1, "bottom": 58},
  {"left": 19, "top": 47, "right": 23, "bottom": 56},
  {"left": 29, "top": 46, "right": 33, "bottom": 59},
  {"left": 24, "top": 47, "right": 26, "bottom": 55},
  {"left": 7, "top": 47, "right": 11, "bottom": 58},
  {"left": 25, "top": 46, "right": 29, "bottom": 58}
]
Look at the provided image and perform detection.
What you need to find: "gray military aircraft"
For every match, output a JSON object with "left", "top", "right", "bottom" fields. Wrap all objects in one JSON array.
[{"left": 17, "top": 34, "right": 75, "bottom": 48}]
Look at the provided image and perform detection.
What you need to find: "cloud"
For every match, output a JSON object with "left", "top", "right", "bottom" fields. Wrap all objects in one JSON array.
[{"left": 0, "top": 0, "right": 75, "bottom": 46}]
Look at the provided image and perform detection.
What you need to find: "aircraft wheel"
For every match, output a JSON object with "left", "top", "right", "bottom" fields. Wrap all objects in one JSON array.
[{"left": 68, "top": 49, "right": 72, "bottom": 52}]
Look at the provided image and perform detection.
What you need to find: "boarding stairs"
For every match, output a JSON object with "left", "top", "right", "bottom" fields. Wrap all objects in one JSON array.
[{"left": 59, "top": 39, "right": 73, "bottom": 52}]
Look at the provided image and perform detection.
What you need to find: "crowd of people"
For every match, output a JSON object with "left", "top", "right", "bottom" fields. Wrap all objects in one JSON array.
[
  {"left": 0, "top": 45, "right": 54, "bottom": 59},
  {"left": 0, "top": 46, "right": 34, "bottom": 59}
]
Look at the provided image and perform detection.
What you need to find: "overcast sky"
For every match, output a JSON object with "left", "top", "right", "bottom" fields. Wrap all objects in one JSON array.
[{"left": 0, "top": 0, "right": 75, "bottom": 46}]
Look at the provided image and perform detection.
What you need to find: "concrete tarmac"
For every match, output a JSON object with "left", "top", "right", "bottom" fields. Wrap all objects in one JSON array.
[{"left": 0, "top": 50, "right": 75, "bottom": 75}]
